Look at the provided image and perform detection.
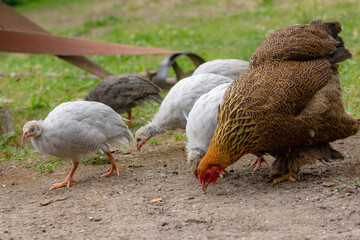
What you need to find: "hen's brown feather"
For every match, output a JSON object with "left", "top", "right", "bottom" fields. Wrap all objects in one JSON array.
[
  {"left": 267, "top": 142, "right": 344, "bottom": 181},
  {"left": 197, "top": 20, "right": 359, "bottom": 182}
]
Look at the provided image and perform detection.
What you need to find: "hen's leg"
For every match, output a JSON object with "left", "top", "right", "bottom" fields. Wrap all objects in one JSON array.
[
  {"left": 126, "top": 109, "right": 132, "bottom": 128},
  {"left": 51, "top": 161, "right": 79, "bottom": 190},
  {"left": 251, "top": 156, "right": 271, "bottom": 172},
  {"left": 102, "top": 151, "right": 120, "bottom": 177},
  {"left": 272, "top": 172, "right": 297, "bottom": 184}
]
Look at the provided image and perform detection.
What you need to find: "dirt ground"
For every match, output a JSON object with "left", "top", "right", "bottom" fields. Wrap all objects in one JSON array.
[{"left": 0, "top": 129, "right": 359, "bottom": 240}]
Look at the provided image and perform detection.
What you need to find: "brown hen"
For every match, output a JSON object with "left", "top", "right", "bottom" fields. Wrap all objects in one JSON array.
[{"left": 196, "top": 20, "right": 359, "bottom": 191}]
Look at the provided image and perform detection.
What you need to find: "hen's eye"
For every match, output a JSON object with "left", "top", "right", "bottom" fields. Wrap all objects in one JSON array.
[{"left": 205, "top": 173, "right": 211, "bottom": 178}]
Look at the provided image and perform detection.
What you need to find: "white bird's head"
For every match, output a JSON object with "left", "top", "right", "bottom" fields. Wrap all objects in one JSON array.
[
  {"left": 187, "top": 148, "right": 206, "bottom": 173},
  {"left": 22, "top": 120, "right": 42, "bottom": 140},
  {"left": 134, "top": 126, "right": 153, "bottom": 151}
]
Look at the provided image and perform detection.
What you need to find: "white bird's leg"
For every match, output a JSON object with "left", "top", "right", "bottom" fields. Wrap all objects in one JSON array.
[
  {"left": 102, "top": 151, "right": 120, "bottom": 177},
  {"left": 126, "top": 109, "right": 132, "bottom": 128},
  {"left": 51, "top": 161, "right": 79, "bottom": 190},
  {"left": 251, "top": 156, "right": 271, "bottom": 172}
]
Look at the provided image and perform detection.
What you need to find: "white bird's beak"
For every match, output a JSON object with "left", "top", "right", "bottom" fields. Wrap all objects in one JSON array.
[
  {"left": 22, "top": 132, "right": 30, "bottom": 140},
  {"left": 137, "top": 141, "right": 147, "bottom": 151}
]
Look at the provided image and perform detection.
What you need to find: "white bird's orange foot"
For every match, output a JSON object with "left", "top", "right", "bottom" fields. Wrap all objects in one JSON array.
[
  {"left": 51, "top": 161, "right": 79, "bottom": 190},
  {"left": 102, "top": 151, "right": 120, "bottom": 177},
  {"left": 51, "top": 178, "right": 78, "bottom": 190},
  {"left": 251, "top": 156, "right": 271, "bottom": 172},
  {"left": 102, "top": 163, "right": 120, "bottom": 177}
]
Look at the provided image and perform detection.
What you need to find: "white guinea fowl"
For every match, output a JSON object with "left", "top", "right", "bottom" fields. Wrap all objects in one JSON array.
[
  {"left": 192, "top": 59, "right": 249, "bottom": 80},
  {"left": 186, "top": 83, "right": 230, "bottom": 172},
  {"left": 135, "top": 73, "right": 233, "bottom": 150},
  {"left": 22, "top": 100, "right": 135, "bottom": 190}
]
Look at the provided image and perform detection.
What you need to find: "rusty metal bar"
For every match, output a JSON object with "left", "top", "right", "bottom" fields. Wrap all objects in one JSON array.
[
  {"left": 0, "top": 1, "right": 113, "bottom": 77},
  {"left": 0, "top": 30, "right": 179, "bottom": 56},
  {"left": 0, "top": 1, "right": 180, "bottom": 78}
]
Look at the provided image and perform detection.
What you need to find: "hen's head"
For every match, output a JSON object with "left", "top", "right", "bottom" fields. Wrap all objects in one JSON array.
[
  {"left": 22, "top": 120, "right": 42, "bottom": 140},
  {"left": 134, "top": 126, "right": 152, "bottom": 150},
  {"left": 195, "top": 164, "right": 223, "bottom": 192}
]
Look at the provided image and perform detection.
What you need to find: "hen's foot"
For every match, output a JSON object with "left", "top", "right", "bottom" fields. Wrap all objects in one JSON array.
[
  {"left": 251, "top": 156, "right": 271, "bottom": 172},
  {"left": 51, "top": 178, "right": 78, "bottom": 190},
  {"left": 102, "top": 163, "right": 120, "bottom": 177},
  {"left": 272, "top": 172, "right": 297, "bottom": 184}
]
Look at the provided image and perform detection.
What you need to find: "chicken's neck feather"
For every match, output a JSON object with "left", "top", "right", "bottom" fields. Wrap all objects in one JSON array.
[{"left": 198, "top": 141, "right": 243, "bottom": 173}]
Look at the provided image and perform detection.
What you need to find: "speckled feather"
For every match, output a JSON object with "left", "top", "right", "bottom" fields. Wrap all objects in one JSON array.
[
  {"left": 197, "top": 20, "right": 359, "bottom": 180},
  {"left": 30, "top": 101, "right": 135, "bottom": 162},
  {"left": 84, "top": 74, "right": 163, "bottom": 114},
  {"left": 192, "top": 59, "right": 249, "bottom": 80},
  {"left": 136, "top": 74, "right": 233, "bottom": 142}
]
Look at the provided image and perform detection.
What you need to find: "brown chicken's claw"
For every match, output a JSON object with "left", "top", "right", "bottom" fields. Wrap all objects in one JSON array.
[{"left": 272, "top": 172, "right": 297, "bottom": 184}]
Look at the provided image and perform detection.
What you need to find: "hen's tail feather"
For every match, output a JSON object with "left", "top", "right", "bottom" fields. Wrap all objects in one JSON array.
[
  {"left": 329, "top": 47, "right": 352, "bottom": 64},
  {"left": 324, "top": 21, "right": 342, "bottom": 37},
  {"left": 322, "top": 21, "right": 350, "bottom": 63},
  {"left": 315, "top": 142, "right": 344, "bottom": 162},
  {"left": 335, "top": 36, "right": 345, "bottom": 48},
  {"left": 148, "top": 94, "right": 163, "bottom": 104}
]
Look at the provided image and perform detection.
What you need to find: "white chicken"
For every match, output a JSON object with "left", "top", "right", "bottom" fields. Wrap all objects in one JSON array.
[
  {"left": 135, "top": 74, "right": 233, "bottom": 150},
  {"left": 22, "top": 101, "right": 135, "bottom": 189},
  {"left": 186, "top": 82, "right": 271, "bottom": 173},
  {"left": 192, "top": 59, "right": 249, "bottom": 80},
  {"left": 186, "top": 83, "right": 230, "bottom": 172}
]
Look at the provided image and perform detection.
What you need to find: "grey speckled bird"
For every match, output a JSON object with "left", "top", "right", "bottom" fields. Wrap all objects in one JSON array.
[
  {"left": 85, "top": 74, "right": 163, "bottom": 127},
  {"left": 22, "top": 101, "right": 135, "bottom": 190}
]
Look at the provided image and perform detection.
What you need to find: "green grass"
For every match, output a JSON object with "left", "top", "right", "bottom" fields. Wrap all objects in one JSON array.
[
  {"left": 332, "top": 177, "right": 360, "bottom": 194},
  {"left": 1, "top": 0, "right": 360, "bottom": 171},
  {"left": 173, "top": 134, "right": 186, "bottom": 141},
  {"left": 165, "top": 130, "right": 174, "bottom": 135},
  {"left": 82, "top": 152, "right": 110, "bottom": 165},
  {"left": 149, "top": 138, "right": 161, "bottom": 145},
  {"left": 24, "top": 156, "right": 63, "bottom": 173}
]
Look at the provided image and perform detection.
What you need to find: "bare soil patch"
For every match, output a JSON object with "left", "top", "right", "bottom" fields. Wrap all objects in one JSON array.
[{"left": 1, "top": 129, "right": 360, "bottom": 239}]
